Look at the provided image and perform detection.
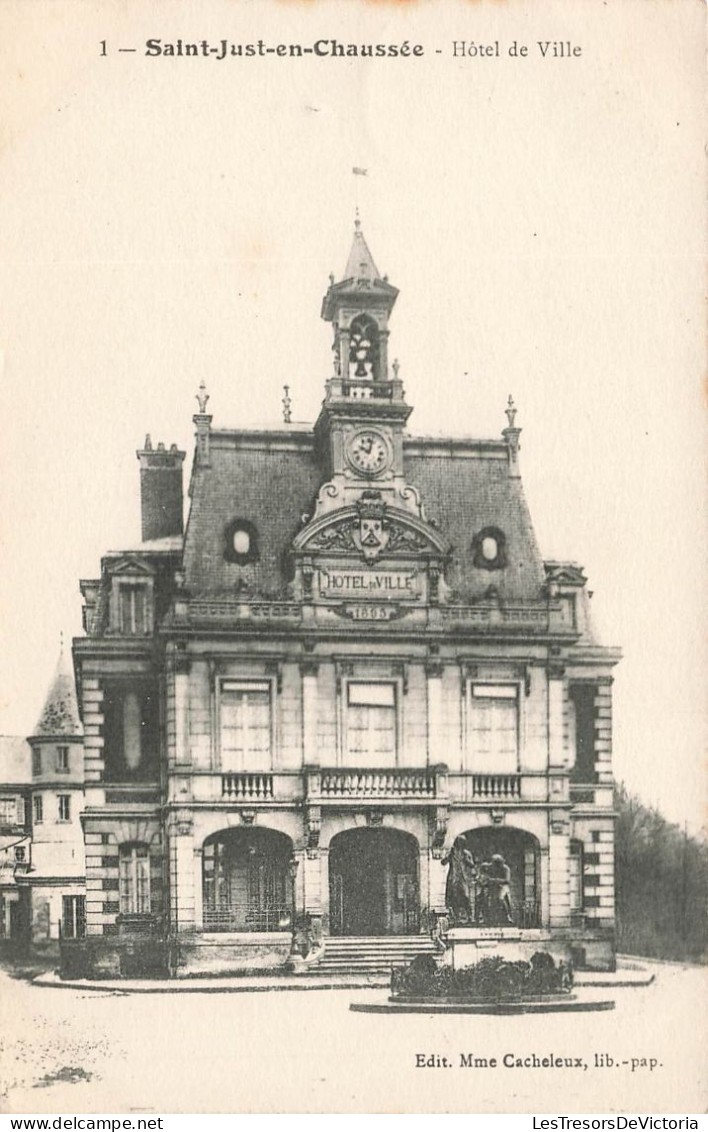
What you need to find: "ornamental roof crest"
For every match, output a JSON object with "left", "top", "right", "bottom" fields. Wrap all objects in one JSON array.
[{"left": 294, "top": 490, "right": 449, "bottom": 565}]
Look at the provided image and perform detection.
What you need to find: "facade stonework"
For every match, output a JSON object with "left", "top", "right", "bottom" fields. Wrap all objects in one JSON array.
[{"left": 62, "top": 221, "right": 620, "bottom": 977}]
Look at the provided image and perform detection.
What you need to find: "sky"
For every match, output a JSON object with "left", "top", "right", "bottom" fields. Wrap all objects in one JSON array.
[{"left": 0, "top": 0, "right": 704, "bottom": 832}]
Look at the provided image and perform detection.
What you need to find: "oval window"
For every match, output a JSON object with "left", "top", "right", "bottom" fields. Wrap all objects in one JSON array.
[
  {"left": 232, "top": 529, "right": 251, "bottom": 556},
  {"left": 481, "top": 536, "right": 498, "bottom": 561},
  {"left": 472, "top": 526, "right": 506, "bottom": 571},
  {"left": 224, "top": 519, "right": 259, "bottom": 565}
]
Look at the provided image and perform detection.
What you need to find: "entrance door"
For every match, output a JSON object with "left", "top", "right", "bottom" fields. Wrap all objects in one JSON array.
[
  {"left": 203, "top": 827, "right": 293, "bottom": 932},
  {"left": 329, "top": 828, "right": 419, "bottom": 936}
]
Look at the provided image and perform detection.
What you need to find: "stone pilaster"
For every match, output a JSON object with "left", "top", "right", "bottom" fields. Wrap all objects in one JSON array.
[
  {"left": 82, "top": 679, "right": 105, "bottom": 805},
  {"left": 169, "top": 814, "right": 195, "bottom": 933},
  {"left": 429, "top": 849, "right": 448, "bottom": 915},
  {"left": 301, "top": 662, "right": 319, "bottom": 767},
  {"left": 192, "top": 845, "right": 204, "bottom": 930},
  {"left": 426, "top": 661, "right": 444, "bottom": 767},
  {"left": 548, "top": 666, "right": 566, "bottom": 770},
  {"left": 594, "top": 678, "right": 614, "bottom": 784},
  {"left": 548, "top": 813, "right": 571, "bottom": 929}
]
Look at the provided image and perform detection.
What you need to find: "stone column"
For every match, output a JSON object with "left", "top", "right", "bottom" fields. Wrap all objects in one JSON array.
[
  {"left": 339, "top": 329, "right": 350, "bottom": 382},
  {"left": 378, "top": 329, "right": 389, "bottom": 380}
]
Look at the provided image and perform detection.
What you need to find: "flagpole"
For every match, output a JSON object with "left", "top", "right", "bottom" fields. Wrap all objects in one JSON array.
[{"left": 352, "top": 166, "right": 368, "bottom": 221}]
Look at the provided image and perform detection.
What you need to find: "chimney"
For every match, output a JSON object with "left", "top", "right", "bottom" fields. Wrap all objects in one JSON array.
[{"left": 136, "top": 435, "right": 186, "bottom": 541}]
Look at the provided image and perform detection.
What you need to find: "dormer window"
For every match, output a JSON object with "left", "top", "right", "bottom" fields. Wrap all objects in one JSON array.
[
  {"left": 472, "top": 526, "right": 507, "bottom": 571},
  {"left": 482, "top": 536, "right": 498, "bottom": 561},
  {"left": 224, "top": 519, "right": 259, "bottom": 565},
  {"left": 120, "top": 584, "right": 147, "bottom": 634},
  {"left": 107, "top": 564, "right": 155, "bottom": 637}
]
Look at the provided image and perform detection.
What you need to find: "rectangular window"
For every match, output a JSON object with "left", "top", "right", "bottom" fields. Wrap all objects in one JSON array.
[
  {"left": 56, "top": 746, "right": 70, "bottom": 773},
  {"left": 346, "top": 682, "right": 397, "bottom": 767},
  {"left": 119, "top": 845, "right": 151, "bottom": 915},
  {"left": 569, "top": 684, "right": 598, "bottom": 783},
  {"left": 0, "top": 798, "right": 17, "bottom": 825},
  {"left": 57, "top": 794, "right": 71, "bottom": 822},
  {"left": 220, "top": 682, "right": 272, "bottom": 771},
  {"left": 103, "top": 681, "right": 160, "bottom": 782},
  {"left": 32, "top": 748, "right": 42, "bottom": 776},
  {"left": 33, "top": 795, "right": 43, "bottom": 824},
  {"left": 62, "top": 895, "right": 86, "bottom": 939},
  {"left": 120, "top": 585, "right": 146, "bottom": 635},
  {"left": 467, "top": 684, "right": 519, "bottom": 773}
]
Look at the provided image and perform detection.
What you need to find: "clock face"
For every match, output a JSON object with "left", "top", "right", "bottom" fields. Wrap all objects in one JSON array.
[{"left": 348, "top": 431, "right": 389, "bottom": 476}]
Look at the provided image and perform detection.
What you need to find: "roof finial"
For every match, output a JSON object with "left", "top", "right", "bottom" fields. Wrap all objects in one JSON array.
[
  {"left": 354, "top": 205, "right": 361, "bottom": 231},
  {"left": 59, "top": 629, "right": 64, "bottom": 656},
  {"left": 282, "top": 384, "right": 292, "bottom": 424},
  {"left": 196, "top": 379, "right": 210, "bottom": 415},
  {"left": 505, "top": 394, "right": 517, "bottom": 428}
]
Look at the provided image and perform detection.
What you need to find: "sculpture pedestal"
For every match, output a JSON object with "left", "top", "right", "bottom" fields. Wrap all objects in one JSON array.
[{"left": 443, "top": 927, "right": 570, "bottom": 971}]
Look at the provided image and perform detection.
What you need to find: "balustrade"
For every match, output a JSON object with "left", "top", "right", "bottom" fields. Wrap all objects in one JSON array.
[
  {"left": 221, "top": 773, "right": 274, "bottom": 800},
  {"left": 469, "top": 774, "right": 521, "bottom": 800},
  {"left": 313, "top": 768, "right": 436, "bottom": 799}
]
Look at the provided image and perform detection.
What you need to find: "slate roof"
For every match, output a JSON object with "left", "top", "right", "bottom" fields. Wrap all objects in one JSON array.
[
  {"left": 343, "top": 221, "right": 381, "bottom": 282},
  {"left": 182, "top": 427, "right": 546, "bottom": 602},
  {"left": 183, "top": 431, "right": 322, "bottom": 598},
  {"left": 32, "top": 651, "right": 83, "bottom": 738},
  {"left": 404, "top": 443, "right": 546, "bottom": 601}
]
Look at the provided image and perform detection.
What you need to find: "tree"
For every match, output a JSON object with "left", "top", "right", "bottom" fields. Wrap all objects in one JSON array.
[{"left": 614, "top": 782, "right": 708, "bottom": 962}]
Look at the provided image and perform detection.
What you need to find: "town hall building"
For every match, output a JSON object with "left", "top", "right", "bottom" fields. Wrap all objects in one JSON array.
[{"left": 63, "top": 220, "right": 620, "bottom": 977}]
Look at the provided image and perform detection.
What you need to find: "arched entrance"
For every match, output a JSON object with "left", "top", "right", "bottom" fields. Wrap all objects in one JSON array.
[
  {"left": 202, "top": 827, "right": 294, "bottom": 933},
  {"left": 329, "top": 828, "right": 419, "bottom": 936},
  {"left": 460, "top": 827, "right": 541, "bottom": 928}
]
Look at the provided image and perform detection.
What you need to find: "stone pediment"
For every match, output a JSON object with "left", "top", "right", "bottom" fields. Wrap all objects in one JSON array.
[
  {"left": 105, "top": 555, "right": 156, "bottom": 579},
  {"left": 294, "top": 491, "right": 449, "bottom": 566},
  {"left": 544, "top": 561, "right": 586, "bottom": 587}
]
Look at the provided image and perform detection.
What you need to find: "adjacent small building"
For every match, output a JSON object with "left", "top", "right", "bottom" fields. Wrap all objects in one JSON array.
[
  {"left": 0, "top": 736, "right": 31, "bottom": 945},
  {"left": 58, "top": 220, "right": 620, "bottom": 977},
  {"left": 1, "top": 651, "right": 86, "bottom": 949},
  {"left": 25, "top": 650, "right": 86, "bottom": 945}
]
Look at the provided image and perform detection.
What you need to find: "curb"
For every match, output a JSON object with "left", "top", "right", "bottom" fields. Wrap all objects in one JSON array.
[
  {"left": 32, "top": 971, "right": 390, "bottom": 994},
  {"left": 350, "top": 998, "right": 616, "bottom": 1015}
]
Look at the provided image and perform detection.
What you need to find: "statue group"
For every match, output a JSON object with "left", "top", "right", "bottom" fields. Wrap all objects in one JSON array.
[{"left": 442, "top": 835, "right": 513, "bottom": 927}]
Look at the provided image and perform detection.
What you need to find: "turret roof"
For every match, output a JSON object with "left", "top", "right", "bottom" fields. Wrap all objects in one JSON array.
[
  {"left": 343, "top": 219, "right": 381, "bottom": 282},
  {"left": 32, "top": 647, "right": 82, "bottom": 738}
]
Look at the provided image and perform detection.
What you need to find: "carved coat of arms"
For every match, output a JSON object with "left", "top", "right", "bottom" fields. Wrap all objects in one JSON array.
[{"left": 352, "top": 491, "right": 390, "bottom": 562}]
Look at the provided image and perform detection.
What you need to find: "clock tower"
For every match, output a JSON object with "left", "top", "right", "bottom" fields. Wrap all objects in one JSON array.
[{"left": 314, "top": 218, "right": 415, "bottom": 517}]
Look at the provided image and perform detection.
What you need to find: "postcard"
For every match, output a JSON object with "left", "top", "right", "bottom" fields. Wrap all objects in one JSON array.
[{"left": 0, "top": 0, "right": 705, "bottom": 1116}]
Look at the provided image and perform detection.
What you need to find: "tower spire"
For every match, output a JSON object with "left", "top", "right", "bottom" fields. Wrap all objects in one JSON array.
[
  {"left": 32, "top": 645, "right": 82, "bottom": 738},
  {"left": 342, "top": 214, "right": 381, "bottom": 283}
]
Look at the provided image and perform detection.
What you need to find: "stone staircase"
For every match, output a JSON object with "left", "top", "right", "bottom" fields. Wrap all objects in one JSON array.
[{"left": 315, "top": 935, "right": 438, "bottom": 974}]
